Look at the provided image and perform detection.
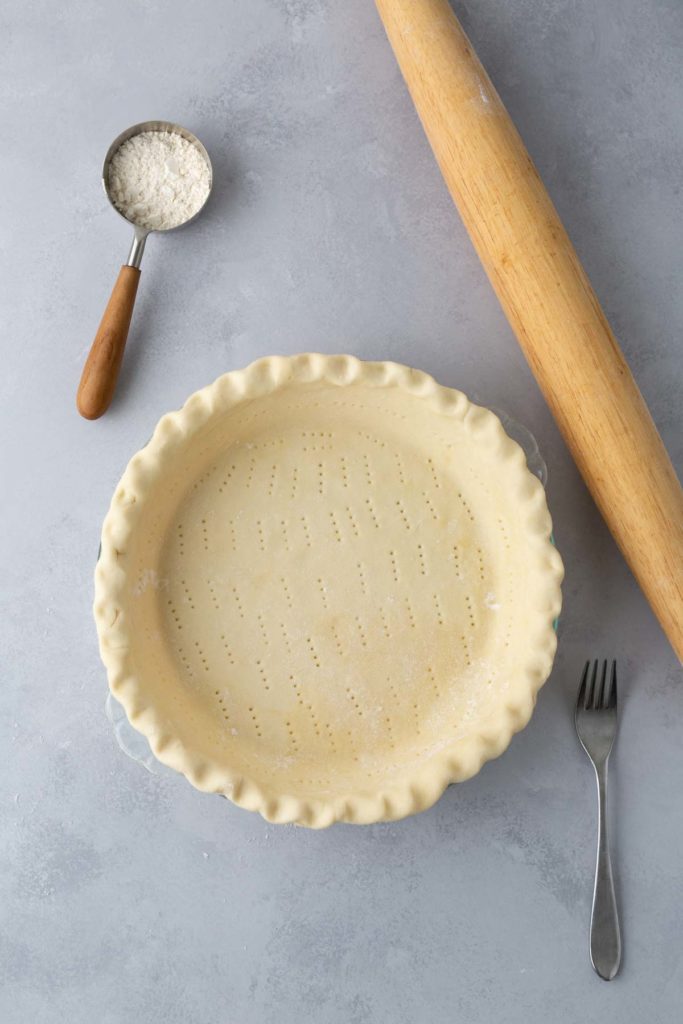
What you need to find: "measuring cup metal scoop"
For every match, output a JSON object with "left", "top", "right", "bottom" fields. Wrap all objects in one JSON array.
[{"left": 77, "top": 120, "right": 212, "bottom": 420}]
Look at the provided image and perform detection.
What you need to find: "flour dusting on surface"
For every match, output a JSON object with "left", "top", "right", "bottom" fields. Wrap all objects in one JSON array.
[{"left": 133, "top": 569, "right": 167, "bottom": 596}]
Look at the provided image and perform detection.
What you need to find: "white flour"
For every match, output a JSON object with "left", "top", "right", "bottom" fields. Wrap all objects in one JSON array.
[{"left": 108, "top": 130, "right": 210, "bottom": 231}]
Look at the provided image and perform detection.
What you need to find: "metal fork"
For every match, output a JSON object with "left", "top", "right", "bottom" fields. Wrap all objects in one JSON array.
[{"left": 575, "top": 660, "right": 621, "bottom": 980}]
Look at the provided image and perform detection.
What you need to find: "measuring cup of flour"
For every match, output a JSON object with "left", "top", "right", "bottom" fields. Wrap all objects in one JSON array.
[{"left": 77, "top": 120, "right": 212, "bottom": 419}]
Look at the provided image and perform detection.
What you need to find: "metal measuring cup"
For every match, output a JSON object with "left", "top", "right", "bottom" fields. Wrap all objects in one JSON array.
[{"left": 77, "top": 120, "right": 213, "bottom": 419}]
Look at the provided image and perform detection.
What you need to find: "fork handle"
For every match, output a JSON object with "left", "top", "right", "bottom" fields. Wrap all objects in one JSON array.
[{"left": 591, "top": 762, "right": 621, "bottom": 980}]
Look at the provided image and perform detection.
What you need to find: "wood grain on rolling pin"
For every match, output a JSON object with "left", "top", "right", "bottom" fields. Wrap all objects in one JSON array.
[{"left": 375, "top": 0, "right": 683, "bottom": 660}]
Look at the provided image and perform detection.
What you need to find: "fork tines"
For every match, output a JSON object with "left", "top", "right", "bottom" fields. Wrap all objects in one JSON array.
[{"left": 578, "top": 660, "right": 617, "bottom": 711}]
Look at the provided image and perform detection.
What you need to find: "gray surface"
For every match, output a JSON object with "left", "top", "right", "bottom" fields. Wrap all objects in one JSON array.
[{"left": 1, "top": 0, "right": 681, "bottom": 1020}]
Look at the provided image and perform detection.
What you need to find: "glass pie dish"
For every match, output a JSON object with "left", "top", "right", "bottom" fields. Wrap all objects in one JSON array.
[{"left": 96, "top": 355, "right": 562, "bottom": 826}]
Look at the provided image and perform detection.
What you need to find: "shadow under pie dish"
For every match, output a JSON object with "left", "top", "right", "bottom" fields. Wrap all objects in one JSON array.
[{"left": 95, "top": 354, "right": 563, "bottom": 827}]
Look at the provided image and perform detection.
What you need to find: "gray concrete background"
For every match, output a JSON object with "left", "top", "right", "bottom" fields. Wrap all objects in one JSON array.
[{"left": 1, "top": 1, "right": 681, "bottom": 1020}]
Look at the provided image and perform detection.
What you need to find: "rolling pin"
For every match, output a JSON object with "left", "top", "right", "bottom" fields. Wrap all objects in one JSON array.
[{"left": 375, "top": 0, "right": 683, "bottom": 660}]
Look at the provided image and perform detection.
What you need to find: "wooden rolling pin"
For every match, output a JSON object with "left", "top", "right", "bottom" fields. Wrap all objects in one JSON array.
[{"left": 375, "top": 0, "right": 683, "bottom": 660}]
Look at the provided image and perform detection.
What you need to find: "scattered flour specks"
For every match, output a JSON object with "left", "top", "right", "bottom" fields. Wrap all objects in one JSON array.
[{"left": 133, "top": 569, "right": 168, "bottom": 596}]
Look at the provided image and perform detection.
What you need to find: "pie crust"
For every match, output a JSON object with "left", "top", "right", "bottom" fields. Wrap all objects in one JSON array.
[{"left": 95, "top": 355, "right": 563, "bottom": 826}]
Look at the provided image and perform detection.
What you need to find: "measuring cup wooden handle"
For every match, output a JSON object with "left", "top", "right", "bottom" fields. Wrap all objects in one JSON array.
[{"left": 77, "top": 265, "right": 140, "bottom": 420}]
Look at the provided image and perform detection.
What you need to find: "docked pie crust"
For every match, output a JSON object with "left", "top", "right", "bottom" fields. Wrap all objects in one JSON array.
[{"left": 95, "top": 354, "right": 563, "bottom": 826}]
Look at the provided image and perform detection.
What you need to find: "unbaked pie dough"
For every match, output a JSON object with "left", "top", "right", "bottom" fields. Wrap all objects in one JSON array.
[{"left": 95, "top": 355, "right": 563, "bottom": 826}]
